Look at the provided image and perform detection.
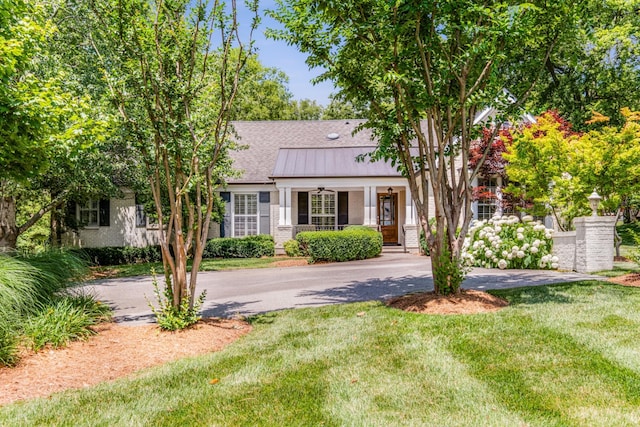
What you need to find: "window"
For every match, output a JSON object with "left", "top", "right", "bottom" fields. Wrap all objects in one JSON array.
[
  {"left": 78, "top": 200, "right": 99, "bottom": 227},
  {"left": 234, "top": 193, "right": 258, "bottom": 237},
  {"left": 311, "top": 193, "right": 335, "bottom": 227},
  {"left": 476, "top": 177, "right": 498, "bottom": 220}
]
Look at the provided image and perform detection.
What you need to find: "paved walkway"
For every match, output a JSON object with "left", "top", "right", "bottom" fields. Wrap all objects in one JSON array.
[{"left": 84, "top": 251, "right": 600, "bottom": 325}]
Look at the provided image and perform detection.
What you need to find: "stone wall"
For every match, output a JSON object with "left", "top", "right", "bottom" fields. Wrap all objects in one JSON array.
[
  {"left": 551, "top": 231, "right": 577, "bottom": 271},
  {"left": 551, "top": 216, "right": 616, "bottom": 273}
]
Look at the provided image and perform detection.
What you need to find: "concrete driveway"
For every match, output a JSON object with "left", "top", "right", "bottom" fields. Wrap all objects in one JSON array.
[{"left": 84, "top": 251, "right": 600, "bottom": 325}]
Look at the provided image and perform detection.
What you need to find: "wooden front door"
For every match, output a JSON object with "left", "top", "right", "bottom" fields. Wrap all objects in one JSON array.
[{"left": 378, "top": 193, "right": 398, "bottom": 245}]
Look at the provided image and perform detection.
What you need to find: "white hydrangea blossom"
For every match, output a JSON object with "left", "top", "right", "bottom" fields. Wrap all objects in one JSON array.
[{"left": 462, "top": 215, "right": 555, "bottom": 270}]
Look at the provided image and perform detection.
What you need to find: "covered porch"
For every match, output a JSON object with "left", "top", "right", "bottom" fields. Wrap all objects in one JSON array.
[{"left": 272, "top": 179, "right": 420, "bottom": 253}]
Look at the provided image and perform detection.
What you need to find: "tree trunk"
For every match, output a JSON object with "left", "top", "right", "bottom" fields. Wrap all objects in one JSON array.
[{"left": 0, "top": 195, "right": 18, "bottom": 251}]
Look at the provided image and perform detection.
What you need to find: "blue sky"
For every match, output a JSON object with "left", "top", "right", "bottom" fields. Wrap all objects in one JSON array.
[{"left": 237, "top": 0, "right": 335, "bottom": 106}]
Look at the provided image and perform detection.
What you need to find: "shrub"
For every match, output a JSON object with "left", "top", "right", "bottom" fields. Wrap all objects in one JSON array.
[
  {"left": 0, "top": 326, "right": 18, "bottom": 366},
  {"left": 462, "top": 215, "right": 556, "bottom": 269},
  {"left": 23, "top": 294, "right": 111, "bottom": 352},
  {"left": 296, "top": 228, "right": 382, "bottom": 263},
  {"left": 73, "top": 245, "right": 162, "bottom": 266},
  {"left": 147, "top": 271, "right": 205, "bottom": 331},
  {"left": 203, "top": 234, "right": 275, "bottom": 259},
  {"left": 283, "top": 239, "right": 302, "bottom": 257}
]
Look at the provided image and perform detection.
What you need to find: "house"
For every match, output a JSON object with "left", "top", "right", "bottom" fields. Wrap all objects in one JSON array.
[
  {"left": 67, "top": 115, "right": 540, "bottom": 252},
  {"left": 215, "top": 120, "right": 422, "bottom": 253},
  {"left": 64, "top": 120, "right": 424, "bottom": 252}
]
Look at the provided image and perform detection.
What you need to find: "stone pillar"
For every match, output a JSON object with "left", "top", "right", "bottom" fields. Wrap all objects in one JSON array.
[
  {"left": 574, "top": 216, "right": 616, "bottom": 273},
  {"left": 551, "top": 231, "right": 577, "bottom": 271},
  {"left": 402, "top": 224, "right": 420, "bottom": 254}
]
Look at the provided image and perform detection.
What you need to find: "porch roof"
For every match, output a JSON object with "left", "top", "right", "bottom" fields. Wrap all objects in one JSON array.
[{"left": 271, "top": 146, "right": 402, "bottom": 178}]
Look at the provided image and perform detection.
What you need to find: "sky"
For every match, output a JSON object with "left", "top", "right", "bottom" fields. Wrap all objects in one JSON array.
[{"left": 237, "top": 0, "right": 335, "bottom": 106}]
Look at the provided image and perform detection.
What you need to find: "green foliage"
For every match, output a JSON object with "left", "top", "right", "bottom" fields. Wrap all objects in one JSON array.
[
  {"left": 528, "top": 0, "right": 640, "bottom": 130},
  {"left": 432, "top": 246, "right": 466, "bottom": 296},
  {"left": 463, "top": 216, "right": 556, "bottom": 270},
  {"left": 23, "top": 295, "right": 111, "bottom": 352},
  {"left": 73, "top": 245, "right": 162, "bottom": 266},
  {"left": 617, "top": 222, "right": 640, "bottom": 246},
  {"left": 626, "top": 230, "right": 640, "bottom": 268},
  {"left": 0, "top": 325, "right": 18, "bottom": 366},
  {"left": 203, "top": 235, "right": 275, "bottom": 259},
  {"left": 0, "top": 251, "right": 102, "bottom": 364},
  {"left": 296, "top": 228, "right": 382, "bottom": 263},
  {"left": 283, "top": 239, "right": 302, "bottom": 257},
  {"left": 148, "top": 272, "right": 205, "bottom": 331},
  {"left": 505, "top": 110, "right": 640, "bottom": 230}
]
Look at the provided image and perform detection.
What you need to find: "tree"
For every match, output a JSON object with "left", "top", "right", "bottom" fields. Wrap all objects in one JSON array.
[
  {"left": 271, "top": 0, "right": 574, "bottom": 294},
  {"left": 322, "top": 93, "right": 367, "bottom": 120},
  {"left": 529, "top": 0, "right": 640, "bottom": 130},
  {"left": 232, "top": 54, "right": 296, "bottom": 120},
  {"left": 88, "top": 0, "right": 258, "bottom": 315},
  {"left": 504, "top": 109, "right": 640, "bottom": 234},
  {"left": 0, "top": 0, "right": 114, "bottom": 250}
]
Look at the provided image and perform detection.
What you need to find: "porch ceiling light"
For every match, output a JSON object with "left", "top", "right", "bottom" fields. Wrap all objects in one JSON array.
[
  {"left": 387, "top": 187, "right": 393, "bottom": 195},
  {"left": 588, "top": 190, "right": 601, "bottom": 216}
]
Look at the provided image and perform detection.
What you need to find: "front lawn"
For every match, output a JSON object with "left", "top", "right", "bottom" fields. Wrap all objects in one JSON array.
[
  {"left": 90, "top": 256, "right": 308, "bottom": 278},
  {"left": 1, "top": 281, "right": 640, "bottom": 426}
]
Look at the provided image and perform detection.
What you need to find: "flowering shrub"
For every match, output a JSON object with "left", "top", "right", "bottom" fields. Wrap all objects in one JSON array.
[{"left": 462, "top": 215, "right": 558, "bottom": 269}]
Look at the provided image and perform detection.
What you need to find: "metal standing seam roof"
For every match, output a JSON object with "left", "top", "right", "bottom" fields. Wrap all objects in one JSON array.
[{"left": 271, "top": 146, "right": 402, "bottom": 178}]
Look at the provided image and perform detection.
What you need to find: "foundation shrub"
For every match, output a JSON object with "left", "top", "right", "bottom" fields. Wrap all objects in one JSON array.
[
  {"left": 296, "top": 228, "right": 382, "bottom": 263},
  {"left": 203, "top": 234, "right": 275, "bottom": 259}
]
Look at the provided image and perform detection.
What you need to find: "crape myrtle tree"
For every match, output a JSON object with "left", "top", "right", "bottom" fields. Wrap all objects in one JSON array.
[
  {"left": 88, "top": 0, "right": 258, "bottom": 312},
  {"left": 270, "top": 0, "right": 574, "bottom": 294}
]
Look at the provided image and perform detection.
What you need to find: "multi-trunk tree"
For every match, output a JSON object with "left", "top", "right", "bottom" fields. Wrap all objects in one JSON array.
[
  {"left": 271, "top": 0, "right": 575, "bottom": 294},
  {"left": 88, "top": 0, "right": 258, "bottom": 313}
]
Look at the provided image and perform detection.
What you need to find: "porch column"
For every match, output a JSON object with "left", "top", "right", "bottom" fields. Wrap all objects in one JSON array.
[
  {"left": 279, "top": 188, "right": 285, "bottom": 226},
  {"left": 405, "top": 186, "right": 416, "bottom": 225},
  {"left": 278, "top": 187, "right": 292, "bottom": 226},
  {"left": 363, "top": 185, "right": 376, "bottom": 225}
]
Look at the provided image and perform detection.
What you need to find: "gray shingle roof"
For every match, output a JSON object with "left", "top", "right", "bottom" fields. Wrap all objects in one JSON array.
[{"left": 228, "top": 120, "right": 381, "bottom": 183}]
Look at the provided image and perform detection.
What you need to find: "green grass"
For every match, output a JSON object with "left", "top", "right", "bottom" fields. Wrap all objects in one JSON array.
[
  {"left": 2, "top": 281, "right": 640, "bottom": 426},
  {"left": 91, "top": 256, "right": 309, "bottom": 278}
]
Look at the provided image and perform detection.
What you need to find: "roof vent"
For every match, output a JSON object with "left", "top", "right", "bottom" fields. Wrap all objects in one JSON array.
[{"left": 327, "top": 133, "right": 339, "bottom": 140}]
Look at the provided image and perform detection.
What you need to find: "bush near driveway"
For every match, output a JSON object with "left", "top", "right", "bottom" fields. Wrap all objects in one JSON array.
[
  {"left": 297, "top": 227, "right": 382, "bottom": 263},
  {"left": 203, "top": 234, "right": 275, "bottom": 259},
  {"left": 72, "top": 246, "right": 162, "bottom": 266}
]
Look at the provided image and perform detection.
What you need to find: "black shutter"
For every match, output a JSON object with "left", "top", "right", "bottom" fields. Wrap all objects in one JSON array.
[
  {"left": 259, "top": 192, "right": 270, "bottom": 234},
  {"left": 297, "top": 192, "right": 309, "bottom": 225},
  {"left": 64, "top": 200, "right": 77, "bottom": 230},
  {"left": 99, "top": 199, "right": 110, "bottom": 227},
  {"left": 220, "top": 192, "right": 231, "bottom": 237},
  {"left": 338, "top": 192, "right": 349, "bottom": 225}
]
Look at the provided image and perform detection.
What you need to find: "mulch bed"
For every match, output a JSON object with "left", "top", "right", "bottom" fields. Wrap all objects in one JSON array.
[{"left": 386, "top": 289, "right": 509, "bottom": 315}]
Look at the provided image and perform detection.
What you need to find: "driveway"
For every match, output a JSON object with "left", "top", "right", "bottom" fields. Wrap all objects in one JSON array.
[{"left": 84, "top": 251, "right": 600, "bottom": 325}]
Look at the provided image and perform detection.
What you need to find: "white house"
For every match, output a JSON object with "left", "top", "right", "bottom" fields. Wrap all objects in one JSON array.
[{"left": 67, "top": 117, "right": 533, "bottom": 253}]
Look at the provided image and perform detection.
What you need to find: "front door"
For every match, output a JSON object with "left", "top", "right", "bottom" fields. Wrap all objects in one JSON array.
[{"left": 378, "top": 193, "right": 398, "bottom": 245}]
